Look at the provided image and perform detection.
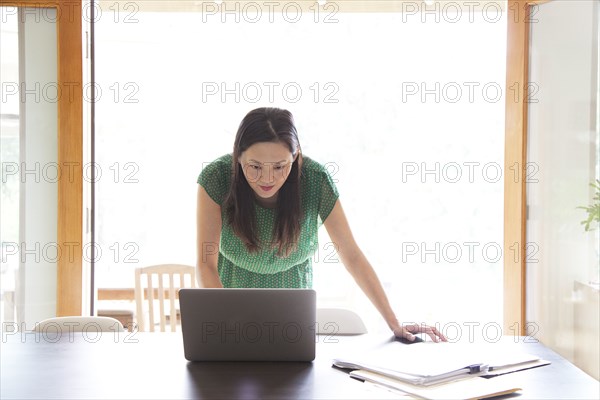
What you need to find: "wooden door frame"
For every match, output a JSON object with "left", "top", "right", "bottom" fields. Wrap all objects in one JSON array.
[{"left": 504, "top": 0, "right": 550, "bottom": 335}]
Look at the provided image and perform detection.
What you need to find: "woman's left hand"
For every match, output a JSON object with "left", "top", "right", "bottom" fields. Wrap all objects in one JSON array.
[{"left": 393, "top": 323, "right": 447, "bottom": 343}]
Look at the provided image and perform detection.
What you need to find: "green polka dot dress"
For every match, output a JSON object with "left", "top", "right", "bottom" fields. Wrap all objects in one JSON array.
[{"left": 197, "top": 153, "right": 339, "bottom": 289}]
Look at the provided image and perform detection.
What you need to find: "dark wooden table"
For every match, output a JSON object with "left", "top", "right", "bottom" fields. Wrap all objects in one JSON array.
[{"left": 1, "top": 332, "right": 598, "bottom": 399}]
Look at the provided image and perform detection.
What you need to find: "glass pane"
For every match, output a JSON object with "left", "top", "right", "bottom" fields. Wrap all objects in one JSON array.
[
  {"left": 95, "top": 6, "right": 505, "bottom": 335},
  {"left": 1, "top": 7, "right": 20, "bottom": 325},
  {"left": 1, "top": 6, "right": 59, "bottom": 328}
]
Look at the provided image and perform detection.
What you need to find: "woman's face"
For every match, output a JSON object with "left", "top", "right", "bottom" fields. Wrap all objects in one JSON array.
[{"left": 238, "top": 141, "right": 296, "bottom": 204}]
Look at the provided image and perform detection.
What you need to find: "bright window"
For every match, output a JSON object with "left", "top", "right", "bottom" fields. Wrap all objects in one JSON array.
[{"left": 94, "top": 4, "right": 506, "bottom": 335}]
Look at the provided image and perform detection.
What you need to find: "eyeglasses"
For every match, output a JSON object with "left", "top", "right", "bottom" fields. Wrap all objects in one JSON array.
[{"left": 241, "top": 161, "right": 292, "bottom": 182}]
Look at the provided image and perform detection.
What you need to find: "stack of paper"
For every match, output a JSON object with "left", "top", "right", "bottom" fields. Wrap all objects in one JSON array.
[
  {"left": 349, "top": 370, "right": 522, "bottom": 400},
  {"left": 332, "top": 342, "right": 550, "bottom": 400}
]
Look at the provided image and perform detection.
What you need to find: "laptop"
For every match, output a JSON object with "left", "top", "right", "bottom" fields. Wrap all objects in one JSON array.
[{"left": 179, "top": 288, "right": 316, "bottom": 362}]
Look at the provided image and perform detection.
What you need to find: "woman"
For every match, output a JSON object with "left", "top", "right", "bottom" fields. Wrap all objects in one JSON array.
[{"left": 196, "top": 107, "right": 446, "bottom": 342}]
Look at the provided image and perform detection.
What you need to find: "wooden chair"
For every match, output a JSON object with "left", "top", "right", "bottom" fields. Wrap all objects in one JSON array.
[{"left": 134, "top": 264, "right": 196, "bottom": 332}]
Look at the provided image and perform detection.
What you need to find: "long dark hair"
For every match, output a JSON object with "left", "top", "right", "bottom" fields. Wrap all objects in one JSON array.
[{"left": 224, "top": 107, "right": 303, "bottom": 257}]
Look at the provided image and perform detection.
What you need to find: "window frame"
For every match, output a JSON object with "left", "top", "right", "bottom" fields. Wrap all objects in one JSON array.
[{"left": 0, "top": 0, "right": 84, "bottom": 316}]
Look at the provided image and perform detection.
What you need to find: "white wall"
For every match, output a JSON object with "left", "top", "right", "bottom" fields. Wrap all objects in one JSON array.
[{"left": 527, "top": 0, "right": 599, "bottom": 379}]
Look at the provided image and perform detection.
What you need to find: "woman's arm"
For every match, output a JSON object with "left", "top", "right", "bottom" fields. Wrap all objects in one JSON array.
[
  {"left": 323, "top": 199, "right": 446, "bottom": 342},
  {"left": 196, "top": 185, "right": 224, "bottom": 288}
]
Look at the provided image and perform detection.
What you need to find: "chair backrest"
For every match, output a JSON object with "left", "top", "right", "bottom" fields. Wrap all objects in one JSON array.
[
  {"left": 316, "top": 308, "right": 368, "bottom": 335},
  {"left": 134, "top": 264, "right": 196, "bottom": 332},
  {"left": 33, "top": 316, "right": 125, "bottom": 333}
]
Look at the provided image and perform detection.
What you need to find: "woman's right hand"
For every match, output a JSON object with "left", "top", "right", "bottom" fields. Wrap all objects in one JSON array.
[{"left": 196, "top": 185, "right": 224, "bottom": 288}]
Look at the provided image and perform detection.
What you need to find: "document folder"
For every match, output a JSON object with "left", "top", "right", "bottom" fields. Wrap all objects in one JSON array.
[
  {"left": 332, "top": 341, "right": 550, "bottom": 387},
  {"left": 349, "top": 370, "right": 522, "bottom": 400}
]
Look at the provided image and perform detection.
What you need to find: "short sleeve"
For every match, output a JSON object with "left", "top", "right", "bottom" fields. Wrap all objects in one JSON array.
[
  {"left": 197, "top": 155, "right": 231, "bottom": 206},
  {"left": 317, "top": 164, "right": 340, "bottom": 223}
]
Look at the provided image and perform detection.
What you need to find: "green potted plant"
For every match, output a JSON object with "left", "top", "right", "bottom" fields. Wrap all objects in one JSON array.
[
  {"left": 578, "top": 179, "right": 600, "bottom": 287},
  {"left": 578, "top": 179, "right": 600, "bottom": 231}
]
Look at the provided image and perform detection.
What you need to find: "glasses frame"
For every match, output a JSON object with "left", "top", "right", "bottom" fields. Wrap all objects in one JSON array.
[{"left": 240, "top": 160, "right": 294, "bottom": 183}]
